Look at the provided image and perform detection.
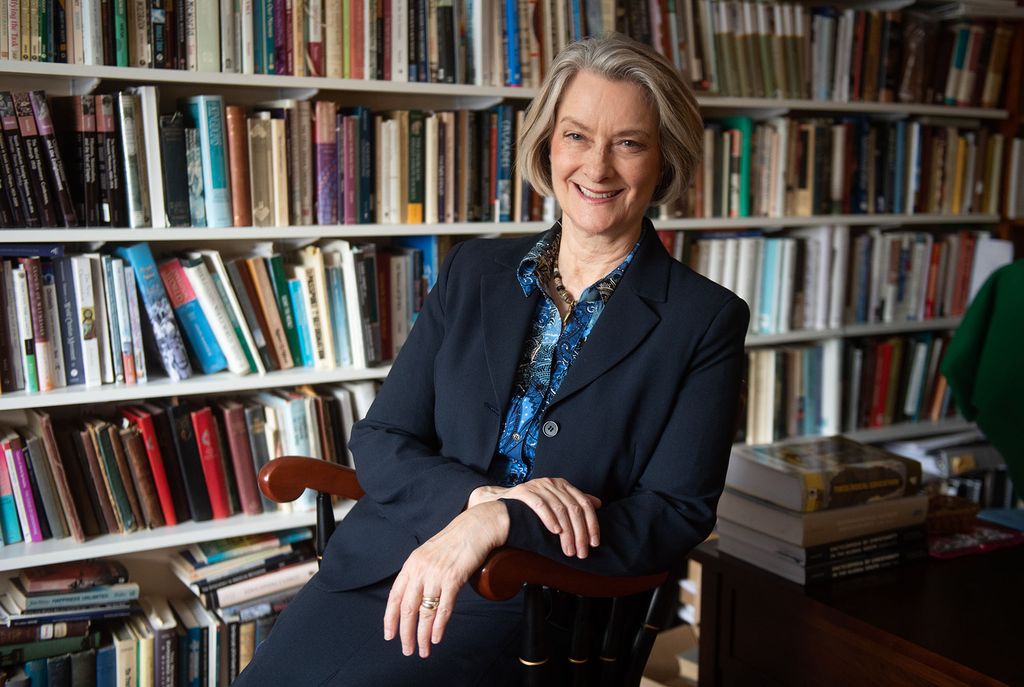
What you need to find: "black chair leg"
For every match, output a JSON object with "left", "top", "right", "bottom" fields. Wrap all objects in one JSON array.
[
  {"left": 521, "top": 584, "right": 548, "bottom": 687},
  {"left": 315, "top": 491, "right": 336, "bottom": 565},
  {"left": 623, "top": 578, "right": 679, "bottom": 687},
  {"left": 569, "top": 596, "right": 592, "bottom": 687},
  {"left": 598, "top": 597, "right": 627, "bottom": 687}
]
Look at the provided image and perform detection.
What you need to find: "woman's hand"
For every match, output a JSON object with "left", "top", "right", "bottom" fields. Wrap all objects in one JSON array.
[
  {"left": 468, "top": 478, "right": 602, "bottom": 559},
  {"left": 384, "top": 501, "right": 509, "bottom": 658}
]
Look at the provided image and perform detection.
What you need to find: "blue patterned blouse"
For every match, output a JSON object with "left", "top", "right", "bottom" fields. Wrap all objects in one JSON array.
[{"left": 490, "top": 225, "right": 642, "bottom": 486}]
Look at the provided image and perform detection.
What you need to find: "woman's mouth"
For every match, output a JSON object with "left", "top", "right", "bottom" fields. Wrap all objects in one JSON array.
[{"left": 575, "top": 183, "right": 622, "bottom": 201}]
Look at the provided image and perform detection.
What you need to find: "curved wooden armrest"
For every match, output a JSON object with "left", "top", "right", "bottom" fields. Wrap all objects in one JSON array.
[
  {"left": 472, "top": 547, "right": 667, "bottom": 601},
  {"left": 258, "top": 456, "right": 365, "bottom": 504}
]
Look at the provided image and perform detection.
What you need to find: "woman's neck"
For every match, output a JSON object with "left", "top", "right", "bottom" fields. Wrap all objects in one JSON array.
[{"left": 555, "top": 220, "right": 643, "bottom": 299}]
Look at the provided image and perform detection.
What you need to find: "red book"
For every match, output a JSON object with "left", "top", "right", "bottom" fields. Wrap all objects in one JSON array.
[
  {"left": 870, "top": 341, "right": 894, "bottom": 428},
  {"left": 189, "top": 407, "right": 231, "bottom": 520},
  {"left": 374, "top": 250, "right": 393, "bottom": 362},
  {"left": 216, "top": 401, "right": 263, "bottom": 516},
  {"left": 19, "top": 559, "right": 129, "bottom": 594},
  {"left": 351, "top": 0, "right": 365, "bottom": 79},
  {"left": 120, "top": 406, "right": 178, "bottom": 526},
  {"left": 952, "top": 231, "right": 976, "bottom": 316},
  {"left": 923, "top": 242, "right": 942, "bottom": 320}
]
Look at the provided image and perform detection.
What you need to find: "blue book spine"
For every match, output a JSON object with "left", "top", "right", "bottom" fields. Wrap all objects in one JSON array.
[
  {"left": 892, "top": 121, "right": 906, "bottom": 214},
  {"left": 758, "top": 239, "right": 779, "bottom": 334},
  {"left": 394, "top": 235, "right": 438, "bottom": 291},
  {"left": 95, "top": 644, "right": 116, "bottom": 687},
  {"left": 24, "top": 658, "right": 47, "bottom": 685},
  {"left": 114, "top": 243, "right": 193, "bottom": 381},
  {"left": 184, "top": 97, "right": 233, "bottom": 228},
  {"left": 158, "top": 259, "right": 227, "bottom": 374},
  {"left": 571, "top": 0, "right": 583, "bottom": 40},
  {"left": 0, "top": 479, "right": 23, "bottom": 544},
  {"left": 504, "top": 0, "right": 521, "bottom": 85},
  {"left": 253, "top": 0, "right": 265, "bottom": 74},
  {"left": 51, "top": 258, "right": 85, "bottom": 386},
  {"left": 0, "top": 243, "right": 64, "bottom": 257},
  {"left": 288, "top": 279, "right": 315, "bottom": 368},
  {"left": 497, "top": 106, "right": 513, "bottom": 221},
  {"left": 263, "top": 0, "right": 275, "bottom": 74},
  {"left": 357, "top": 108, "right": 373, "bottom": 224},
  {"left": 325, "top": 265, "right": 351, "bottom": 367}
]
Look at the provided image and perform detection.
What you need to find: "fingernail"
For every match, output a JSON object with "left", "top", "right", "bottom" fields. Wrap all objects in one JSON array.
[
  {"left": 403, "top": 646, "right": 413, "bottom": 657},
  {"left": 384, "top": 631, "right": 392, "bottom": 641},
  {"left": 591, "top": 537, "right": 599, "bottom": 547}
]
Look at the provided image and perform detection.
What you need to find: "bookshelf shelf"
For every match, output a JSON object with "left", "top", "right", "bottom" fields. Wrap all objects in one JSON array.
[
  {"left": 0, "top": 222, "right": 549, "bottom": 243},
  {"left": 842, "top": 417, "right": 975, "bottom": 444},
  {"left": 0, "top": 215, "right": 998, "bottom": 243},
  {"left": 744, "top": 318, "right": 963, "bottom": 347},
  {"left": 0, "top": 365, "right": 391, "bottom": 412},
  {"left": 655, "top": 214, "right": 1000, "bottom": 230},
  {"left": 0, "top": 60, "right": 537, "bottom": 101},
  {"left": 0, "top": 501, "right": 355, "bottom": 572},
  {"left": 696, "top": 95, "right": 1009, "bottom": 120}
]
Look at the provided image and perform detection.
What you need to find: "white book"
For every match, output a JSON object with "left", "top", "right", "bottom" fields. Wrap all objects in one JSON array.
[
  {"left": 70, "top": 256, "right": 102, "bottom": 386},
  {"left": 903, "top": 339, "right": 930, "bottom": 418},
  {"left": 240, "top": 0, "right": 255, "bottom": 74},
  {"left": 123, "top": 268, "right": 147, "bottom": 384},
  {"left": 424, "top": 113, "right": 439, "bottom": 224},
  {"left": 967, "top": 236, "right": 1013, "bottom": 304},
  {"left": 820, "top": 339, "right": 842, "bottom": 436},
  {"left": 390, "top": 253, "right": 410, "bottom": 354},
  {"left": 81, "top": 0, "right": 104, "bottom": 64},
  {"left": 41, "top": 281, "right": 67, "bottom": 388},
  {"left": 215, "top": 560, "right": 318, "bottom": 608},
  {"left": 255, "top": 392, "right": 315, "bottom": 510},
  {"left": 961, "top": 132, "right": 978, "bottom": 215},
  {"left": 67, "top": 0, "right": 84, "bottom": 64},
  {"left": 196, "top": 249, "right": 265, "bottom": 374},
  {"left": 776, "top": 238, "right": 795, "bottom": 334},
  {"left": 219, "top": 0, "right": 237, "bottom": 72},
  {"left": 327, "top": 386, "right": 356, "bottom": 466},
  {"left": 303, "top": 396, "right": 322, "bottom": 460},
  {"left": 392, "top": 0, "right": 408, "bottom": 82},
  {"left": 706, "top": 239, "right": 725, "bottom": 286},
  {"left": 721, "top": 239, "right": 739, "bottom": 294},
  {"left": 181, "top": 259, "right": 251, "bottom": 375},
  {"left": 195, "top": 0, "right": 220, "bottom": 71},
  {"left": 111, "top": 259, "right": 136, "bottom": 383},
  {"left": 270, "top": 118, "right": 290, "bottom": 226},
  {"left": 11, "top": 269, "right": 37, "bottom": 393},
  {"left": 941, "top": 234, "right": 960, "bottom": 318},
  {"left": 905, "top": 122, "right": 921, "bottom": 215},
  {"left": 5, "top": 2, "right": 17, "bottom": 62},
  {"left": 341, "top": 380, "right": 378, "bottom": 421},
  {"left": 324, "top": 0, "right": 341, "bottom": 77},
  {"left": 734, "top": 238, "right": 758, "bottom": 325},
  {"left": 748, "top": 238, "right": 764, "bottom": 333},
  {"left": 298, "top": 246, "right": 336, "bottom": 369},
  {"left": 828, "top": 225, "right": 849, "bottom": 329},
  {"left": 388, "top": 119, "right": 401, "bottom": 223},
  {"left": 770, "top": 118, "right": 788, "bottom": 217},
  {"left": 185, "top": 0, "right": 199, "bottom": 70},
  {"left": 866, "top": 229, "right": 885, "bottom": 324},
  {"left": 319, "top": 240, "right": 366, "bottom": 369}
]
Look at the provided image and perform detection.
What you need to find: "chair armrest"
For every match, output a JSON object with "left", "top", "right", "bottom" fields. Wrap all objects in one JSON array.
[
  {"left": 258, "top": 456, "right": 365, "bottom": 504},
  {"left": 472, "top": 547, "right": 668, "bottom": 601}
]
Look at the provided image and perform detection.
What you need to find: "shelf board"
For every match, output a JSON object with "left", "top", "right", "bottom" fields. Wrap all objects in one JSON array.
[
  {"left": 0, "top": 502, "right": 355, "bottom": 572},
  {"left": 0, "top": 365, "right": 391, "bottom": 412},
  {"left": 655, "top": 213, "right": 1000, "bottom": 230},
  {"left": 0, "top": 222, "right": 548, "bottom": 243},
  {"left": 0, "top": 215, "right": 1000, "bottom": 242},
  {"left": 697, "top": 95, "right": 1008, "bottom": 120},
  {"left": 842, "top": 417, "right": 974, "bottom": 443},
  {"left": 744, "top": 318, "right": 962, "bottom": 346},
  {"left": 0, "top": 60, "right": 537, "bottom": 100}
]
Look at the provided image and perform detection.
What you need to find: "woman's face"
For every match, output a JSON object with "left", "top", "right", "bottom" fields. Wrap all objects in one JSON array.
[{"left": 549, "top": 70, "right": 661, "bottom": 242}]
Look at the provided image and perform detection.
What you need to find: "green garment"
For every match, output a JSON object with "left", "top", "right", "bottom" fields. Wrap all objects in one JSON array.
[{"left": 941, "top": 259, "right": 1024, "bottom": 495}]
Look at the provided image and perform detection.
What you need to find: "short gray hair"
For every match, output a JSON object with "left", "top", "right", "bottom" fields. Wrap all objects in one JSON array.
[{"left": 517, "top": 34, "right": 703, "bottom": 207}]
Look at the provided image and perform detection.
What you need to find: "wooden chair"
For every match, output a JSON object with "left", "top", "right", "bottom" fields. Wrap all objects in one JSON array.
[{"left": 258, "top": 456, "right": 681, "bottom": 687}]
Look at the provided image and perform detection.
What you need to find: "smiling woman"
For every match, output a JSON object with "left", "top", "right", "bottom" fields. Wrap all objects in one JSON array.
[{"left": 236, "top": 34, "right": 746, "bottom": 687}]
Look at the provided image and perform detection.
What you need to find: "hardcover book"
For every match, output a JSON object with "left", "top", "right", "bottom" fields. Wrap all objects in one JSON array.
[
  {"left": 726, "top": 435, "right": 923, "bottom": 512},
  {"left": 18, "top": 559, "right": 129, "bottom": 594}
]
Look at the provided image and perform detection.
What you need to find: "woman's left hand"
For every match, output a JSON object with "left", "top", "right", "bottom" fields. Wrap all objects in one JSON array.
[{"left": 383, "top": 501, "right": 510, "bottom": 658}]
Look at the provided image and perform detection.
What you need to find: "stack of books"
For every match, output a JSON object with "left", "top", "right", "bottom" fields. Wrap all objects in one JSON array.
[
  {"left": 169, "top": 529, "right": 318, "bottom": 683},
  {"left": 717, "top": 436, "right": 930, "bottom": 585}
]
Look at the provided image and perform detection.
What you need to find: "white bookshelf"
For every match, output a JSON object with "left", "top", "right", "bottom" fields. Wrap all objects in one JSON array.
[
  {"left": 698, "top": 95, "right": 1009, "bottom": 120},
  {"left": 0, "top": 365, "right": 391, "bottom": 412},
  {"left": 843, "top": 417, "right": 976, "bottom": 444},
  {"left": 0, "top": 501, "right": 355, "bottom": 572},
  {"left": 745, "top": 317, "right": 963, "bottom": 347}
]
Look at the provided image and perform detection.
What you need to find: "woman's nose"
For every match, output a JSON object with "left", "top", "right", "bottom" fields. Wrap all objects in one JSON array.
[{"left": 582, "top": 146, "right": 611, "bottom": 181}]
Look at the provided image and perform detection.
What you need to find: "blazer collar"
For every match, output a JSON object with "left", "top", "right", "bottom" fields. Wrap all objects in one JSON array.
[{"left": 481, "top": 218, "right": 671, "bottom": 412}]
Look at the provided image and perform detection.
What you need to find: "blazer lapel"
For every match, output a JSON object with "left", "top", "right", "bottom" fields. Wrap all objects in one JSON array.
[
  {"left": 548, "top": 225, "right": 670, "bottom": 408},
  {"left": 481, "top": 269, "right": 539, "bottom": 414}
]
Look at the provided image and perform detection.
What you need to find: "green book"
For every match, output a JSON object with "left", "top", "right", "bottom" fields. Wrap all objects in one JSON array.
[
  {"left": 0, "top": 632, "right": 102, "bottom": 668},
  {"left": 113, "top": 0, "right": 129, "bottom": 67},
  {"left": 719, "top": 116, "right": 753, "bottom": 217},
  {"left": 265, "top": 255, "right": 303, "bottom": 364},
  {"left": 91, "top": 423, "right": 136, "bottom": 532},
  {"left": 407, "top": 111, "right": 425, "bottom": 224}
]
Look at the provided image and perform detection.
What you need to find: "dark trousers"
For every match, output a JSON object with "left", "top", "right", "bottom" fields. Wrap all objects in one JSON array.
[{"left": 234, "top": 573, "right": 524, "bottom": 686}]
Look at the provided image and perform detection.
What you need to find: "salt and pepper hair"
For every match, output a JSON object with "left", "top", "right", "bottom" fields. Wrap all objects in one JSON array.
[{"left": 517, "top": 33, "right": 703, "bottom": 207}]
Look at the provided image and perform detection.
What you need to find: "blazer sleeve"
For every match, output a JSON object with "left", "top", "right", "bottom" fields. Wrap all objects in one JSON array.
[
  {"left": 348, "top": 241, "right": 491, "bottom": 543},
  {"left": 501, "top": 295, "right": 750, "bottom": 576}
]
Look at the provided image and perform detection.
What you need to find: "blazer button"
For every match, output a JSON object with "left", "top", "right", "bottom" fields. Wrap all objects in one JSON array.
[{"left": 542, "top": 420, "right": 559, "bottom": 438}]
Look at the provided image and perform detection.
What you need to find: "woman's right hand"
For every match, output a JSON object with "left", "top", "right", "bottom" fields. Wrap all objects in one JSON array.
[{"left": 468, "top": 479, "right": 602, "bottom": 559}]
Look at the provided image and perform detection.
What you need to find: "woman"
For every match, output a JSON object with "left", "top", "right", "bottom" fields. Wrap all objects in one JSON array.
[{"left": 236, "top": 33, "right": 748, "bottom": 685}]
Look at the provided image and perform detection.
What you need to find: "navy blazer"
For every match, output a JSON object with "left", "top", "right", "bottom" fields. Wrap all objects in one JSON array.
[{"left": 316, "top": 222, "right": 750, "bottom": 591}]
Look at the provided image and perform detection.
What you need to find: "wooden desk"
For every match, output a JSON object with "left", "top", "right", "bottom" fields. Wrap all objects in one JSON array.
[{"left": 691, "top": 541, "right": 1024, "bottom": 687}]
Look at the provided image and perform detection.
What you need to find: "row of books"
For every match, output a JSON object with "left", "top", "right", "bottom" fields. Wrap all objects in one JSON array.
[
  {"left": 673, "top": 3, "right": 1014, "bottom": 108},
  {"left": 681, "top": 228, "right": 1004, "bottom": 336},
  {"left": 0, "top": 89, "right": 542, "bottom": 229},
  {"left": 0, "top": 381, "right": 378, "bottom": 546},
  {"left": 740, "top": 331, "right": 961, "bottom": 446},
  {"left": 718, "top": 436, "right": 930, "bottom": 585},
  {"left": 681, "top": 116, "right": 1008, "bottom": 221},
  {"left": 0, "top": 555, "right": 288, "bottom": 685},
  {"left": 0, "top": 236, "right": 448, "bottom": 394}
]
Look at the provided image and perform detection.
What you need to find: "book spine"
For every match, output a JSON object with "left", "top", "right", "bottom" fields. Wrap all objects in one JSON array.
[
  {"left": 220, "top": 405, "right": 263, "bottom": 515},
  {"left": 114, "top": 243, "right": 193, "bottom": 381},
  {"left": 19, "top": 583, "right": 140, "bottom": 610},
  {"left": 165, "top": 402, "right": 213, "bottom": 522},
  {"left": 326, "top": 264, "right": 351, "bottom": 367},
  {"left": 0, "top": 92, "right": 41, "bottom": 227},
  {"left": 123, "top": 267, "right": 147, "bottom": 383},
  {"left": 212, "top": 560, "right": 317, "bottom": 608},
  {"left": 20, "top": 257, "right": 58, "bottom": 392},
  {"left": 159, "top": 258, "right": 227, "bottom": 374},
  {"left": 100, "top": 255, "right": 126, "bottom": 384},
  {"left": 225, "top": 258, "right": 274, "bottom": 371},
  {"left": 126, "top": 410, "right": 178, "bottom": 526},
  {"left": 133, "top": 86, "right": 166, "bottom": 228},
  {"left": 66, "top": 255, "right": 102, "bottom": 386},
  {"left": 8, "top": 438, "right": 44, "bottom": 542},
  {"left": 0, "top": 443, "right": 24, "bottom": 543},
  {"left": 243, "top": 404, "right": 277, "bottom": 511},
  {"left": 246, "top": 257, "right": 293, "bottom": 370},
  {"left": 183, "top": 126, "right": 207, "bottom": 227},
  {"left": 116, "top": 92, "right": 152, "bottom": 228},
  {"left": 40, "top": 269, "right": 68, "bottom": 389},
  {"left": 203, "top": 252, "right": 261, "bottom": 374},
  {"left": 224, "top": 105, "right": 252, "bottom": 227},
  {"left": 12, "top": 265, "right": 39, "bottom": 393},
  {"left": 184, "top": 96, "right": 232, "bottom": 228},
  {"left": 288, "top": 278, "right": 315, "bottom": 366},
  {"left": 120, "top": 427, "right": 164, "bottom": 528},
  {"left": 189, "top": 407, "right": 231, "bottom": 519},
  {"left": 111, "top": 258, "right": 138, "bottom": 384},
  {"left": 268, "top": 117, "right": 289, "bottom": 226},
  {"left": 28, "top": 91, "right": 77, "bottom": 226},
  {"left": 51, "top": 257, "right": 84, "bottom": 386},
  {"left": 181, "top": 258, "right": 249, "bottom": 375},
  {"left": 314, "top": 100, "right": 338, "bottom": 225},
  {"left": 266, "top": 255, "right": 302, "bottom": 364},
  {"left": 12, "top": 91, "right": 59, "bottom": 227},
  {"left": 94, "top": 94, "right": 125, "bottom": 227}
]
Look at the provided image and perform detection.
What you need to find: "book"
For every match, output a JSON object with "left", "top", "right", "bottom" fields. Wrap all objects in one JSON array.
[
  {"left": 1, "top": 579, "right": 139, "bottom": 612},
  {"left": 18, "top": 560, "right": 129, "bottom": 594},
  {"left": 726, "top": 435, "right": 924, "bottom": 512},
  {"left": 717, "top": 488, "right": 929, "bottom": 548},
  {"left": 158, "top": 257, "right": 227, "bottom": 375}
]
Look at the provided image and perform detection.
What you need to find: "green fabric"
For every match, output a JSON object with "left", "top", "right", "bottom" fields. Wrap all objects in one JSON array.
[{"left": 941, "top": 259, "right": 1024, "bottom": 495}]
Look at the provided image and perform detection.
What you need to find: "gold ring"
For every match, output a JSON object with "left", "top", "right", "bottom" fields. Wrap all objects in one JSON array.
[{"left": 421, "top": 597, "right": 440, "bottom": 610}]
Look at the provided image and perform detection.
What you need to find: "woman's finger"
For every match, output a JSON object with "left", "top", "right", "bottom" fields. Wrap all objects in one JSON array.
[
  {"left": 399, "top": 582, "right": 422, "bottom": 656},
  {"left": 430, "top": 585, "right": 459, "bottom": 647},
  {"left": 383, "top": 573, "right": 408, "bottom": 641},
  {"left": 416, "top": 588, "right": 442, "bottom": 658}
]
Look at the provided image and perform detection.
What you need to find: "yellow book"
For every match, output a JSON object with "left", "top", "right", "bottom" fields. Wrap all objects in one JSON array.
[{"left": 951, "top": 135, "right": 968, "bottom": 215}]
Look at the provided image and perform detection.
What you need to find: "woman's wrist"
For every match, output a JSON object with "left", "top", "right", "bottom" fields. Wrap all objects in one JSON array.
[
  {"left": 464, "top": 500, "right": 510, "bottom": 549},
  {"left": 467, "top": 485, "right": 504, "bottom": 510}
]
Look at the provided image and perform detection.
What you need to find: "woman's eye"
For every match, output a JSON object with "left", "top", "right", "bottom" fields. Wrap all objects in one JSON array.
[
  {"left": 620, "top": 139, "right": 640, "bottom": 148},
  {"left": 565, "top": 132, "right": 584, "bottom": 142}
]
